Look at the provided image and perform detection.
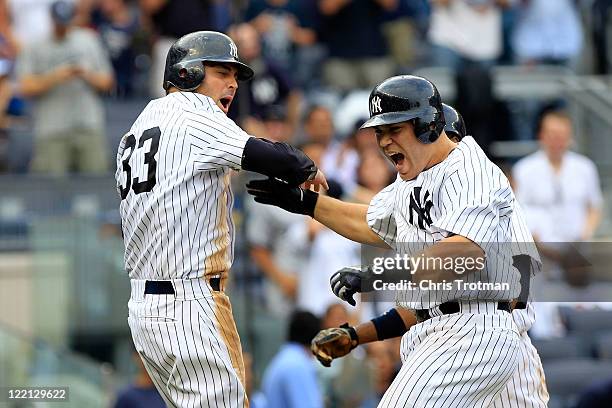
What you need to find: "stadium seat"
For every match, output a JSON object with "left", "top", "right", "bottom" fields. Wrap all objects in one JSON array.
[
  {"left": 559, "top": 307, "right": 612, "bottom": 333},
  {"left": 544, "top": 358, "right": 612, "bottom": 406},
  {"left": 546, "top": 394, "right": 566, "bottom": 408},
  {"left": 531, "top": 335, "right": 588, "bottom": 361},
  {"left": 594, "top": 330, "right": 612, "bottom": 360}
]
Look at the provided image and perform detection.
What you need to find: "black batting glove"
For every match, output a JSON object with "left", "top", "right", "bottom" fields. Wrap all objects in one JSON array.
[
  {"left": 330, "top": 266, "right": 376, "bottom": 307},
  {"left": 246, "top": 178, "right": 319, "bottom": 217}
]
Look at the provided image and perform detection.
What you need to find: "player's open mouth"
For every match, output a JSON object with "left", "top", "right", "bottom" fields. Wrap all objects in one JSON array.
[
  {"left": 219, "top": 96, "right": 233, "bottom": 110},
  {"left": 389, "top": 152, "right": 405, "bottom": 165}
]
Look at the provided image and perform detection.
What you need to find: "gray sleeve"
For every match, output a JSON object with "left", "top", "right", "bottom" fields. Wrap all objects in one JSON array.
[
  {"left": 245, "top": 197, "right": 274, "bottom": 247},
  {"left": 15, "top": 45, "right": 35, "bottom": 77},
  {"left": 85, "top": 31, "right": 113, "bottom": 75}
]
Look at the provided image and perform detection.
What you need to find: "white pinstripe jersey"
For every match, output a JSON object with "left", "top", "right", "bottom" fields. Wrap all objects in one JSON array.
[
  {"left": 115, "top": 92, "right": 252, "bottom": 280},
  {"left": 367, "top": 136, "right": 524, "bottom": 309}
]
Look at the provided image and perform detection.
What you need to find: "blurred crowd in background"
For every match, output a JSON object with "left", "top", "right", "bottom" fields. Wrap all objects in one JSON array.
[
  {"left": 0, "top": 1, "right": 612, "bottom": 408},
  {"left": 0, "top": 0, "right": 610, "bottom": 174}
]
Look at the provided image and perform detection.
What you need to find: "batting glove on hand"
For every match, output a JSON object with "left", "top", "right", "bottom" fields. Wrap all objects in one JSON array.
[
  {"left": 246, "top": 178, "right": 319, "bottom": 217},
  {"left": 330, "top": 266, "right": 375, "bottom": 306},
  {"left": 311, "top": 324, "right": 358, "bottom": 367}
]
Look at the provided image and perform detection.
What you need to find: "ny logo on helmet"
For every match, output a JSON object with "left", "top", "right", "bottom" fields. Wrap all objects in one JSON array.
[
  {"left": 371, "top": 96, "right": 382, "bottom": 115},
  {"left": 229, "top": 41, "right": 238, "bottom": 59}
]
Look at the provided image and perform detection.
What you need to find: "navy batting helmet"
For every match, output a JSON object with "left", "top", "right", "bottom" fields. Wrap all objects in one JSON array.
[
  {"left": 360, "top": 75, "right": 445, "bottom": 144},
  {"left": 163, "top": 31, "right": 254, "bottom": 92},
  {"left": 442, "top": 103, "right": 466, "bottom": 141}
]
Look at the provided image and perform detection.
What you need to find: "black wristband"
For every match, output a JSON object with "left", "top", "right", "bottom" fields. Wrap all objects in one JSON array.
[
  {"left": 340, "top": 323, "right": 359, "bottom": 348},
  {"left": 302, "top": 188, "right": 319, "bottom": 217},
  {"left": 371, "top": 308, "right": 408, "bottom": 341}
]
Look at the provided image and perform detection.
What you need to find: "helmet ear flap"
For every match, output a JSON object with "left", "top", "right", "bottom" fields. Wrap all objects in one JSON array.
[
  {"left": 414, "top": 110, "right": 445, "bottom": 144},
  {"left": 167, "top": 60, "right": 205, "bottom": 91}
]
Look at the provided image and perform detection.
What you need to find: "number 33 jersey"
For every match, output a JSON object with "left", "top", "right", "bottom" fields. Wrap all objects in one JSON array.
[{"left": 115, "top": 92, "right": 252, "bottom": 280}]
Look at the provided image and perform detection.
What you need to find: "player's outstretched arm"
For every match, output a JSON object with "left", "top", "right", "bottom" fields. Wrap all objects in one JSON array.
[
  {"left": 241, "top": 137, "right": 327, "bottom": 188},
  {"left": 246, "top": 179, "right": 387, "bottom": 247},
  {"left": 314, "top": 195, "right": 386, "bottom": 247}
]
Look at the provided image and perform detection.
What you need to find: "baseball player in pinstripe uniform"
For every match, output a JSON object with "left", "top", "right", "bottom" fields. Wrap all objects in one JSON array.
[
  {"left": 247, "top": 76, "right": 541, "bottom": 406},
  {"left": 310, "top": 104, "right": 549, "bottom": 407},
  {"left": 115, "top": 31, "right": 327, "bottom": 408}
]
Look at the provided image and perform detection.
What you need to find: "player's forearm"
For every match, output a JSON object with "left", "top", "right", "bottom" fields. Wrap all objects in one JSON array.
[
  {"left": 242, "top": 137, "right": 317, "bottom": 186},
  {"left": 314, "top": 195, "right": 387, "bottom": 247},
  {"left": 355, "top": 307, "right": 413, "bottom": 345},
  {"left": 412, "top": 235, "right": 485, "bottom": 283},
  {"left": 353, "top": 321, "right": 378, "bottom": 345}
]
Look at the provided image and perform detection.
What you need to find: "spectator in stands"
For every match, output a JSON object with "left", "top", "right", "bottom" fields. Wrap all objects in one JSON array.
[
  {"left": 513, "top": 109, "right": 605, "bottom": 338},
  {"left": 380, "top": 0, "right": 429, "bottom": 70},
  {"left": 592, "top": 0, "right": 611, "bottom": 74},
  {"left": 245, "top": 107, "right": 310, "bottom": 319},
  {"left": 303, "top": 105, "right": 359, "bottom": 194},
  {"left": 317, "top": 0, "right": 397, "bottom": 92},
  {"left": 511, "top": 0, "right": 583, "bottom": 67},
  {"left": 0, "top": 0, "right": 55, "bottom": 49},
  {"left": 243, "top": 113, "right": 327, "bottom": 323},
  {"left": 0, "top": 44, "right": 12, "bottom": 173},
  {"left": 513, "top": 109, "right": 603, "bottom": 243},
  {"left": 93, "top": 0, "right": 140, "bottom": 98},
  {"left": 261, "top": 310, "right": 323, "bottom": 408},
  {"left": 228, "top": 23, "right": 301, "bottom": 135},
  {"left": 244, "top": 0, "right": 319, "bottom": 83},
  {"left": 428, "top": 0, "right": 511, "bottom": 70},
  {"left": 351, "top": 147, "right": 394, "bottom": 203},
  {"left": 0, "top": 1, "right": 17, "bottom": 55},
  {"left": 351, "top": 118, "right": 378, "bottom": 156},
  {"left": 297, "top": 188, "right": 361, "bottom": 316},
  {"left": 139, "top": 0, "right": 217, "bottom": 98},
  {"left": 16, "top": 0, "right": 114, "bottom": 175},
  {"left": 113, "top": 348, "right": 165, "bottom": 408}
]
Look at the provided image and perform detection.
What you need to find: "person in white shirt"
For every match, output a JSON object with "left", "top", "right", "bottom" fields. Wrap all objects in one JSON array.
[
  {"left": 428, "top": 0, "right": 512, "bottom": 69},
  {"left": 513, "top": 108, "right": 604, "bottom": 338},
  {"left": 513, "top": 109, "right": 603, "bottom": 243}
]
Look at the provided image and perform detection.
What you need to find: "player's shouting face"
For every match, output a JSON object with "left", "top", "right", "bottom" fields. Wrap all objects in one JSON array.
[
  {"left": 198, "top": 62, "right": 239, "bottom": 115},
  {"left": 375, "top": 121, "right": 439, "bottom": 181}
]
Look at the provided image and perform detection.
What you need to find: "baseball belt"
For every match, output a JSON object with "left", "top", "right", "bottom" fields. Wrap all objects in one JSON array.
[
  {"left": 415, "top": 301, "right": 512, "bottom": 323},
  {"left": 144, "top": 276, "right": 222, "bottom": 294}
]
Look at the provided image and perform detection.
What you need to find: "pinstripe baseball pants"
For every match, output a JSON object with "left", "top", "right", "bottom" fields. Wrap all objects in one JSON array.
[
  {"left": 491, "top": 330, "right": 549, "bottom": 407},
  {"left": 128, "top": 279, "right": 248, "bottom": 408},
  {"left": 380, "top": 302, "right": 521, "bottom": 408}
]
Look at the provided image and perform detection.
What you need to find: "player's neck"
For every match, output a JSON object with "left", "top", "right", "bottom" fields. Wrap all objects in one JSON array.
[{"left": 425, "top": 134, "right": 456, "bottom": 170}]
